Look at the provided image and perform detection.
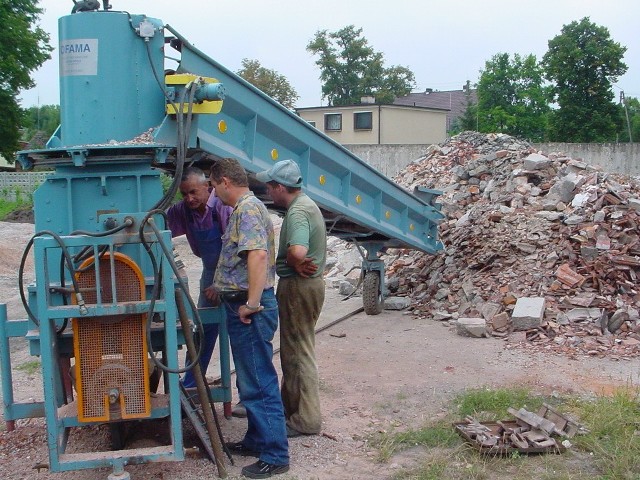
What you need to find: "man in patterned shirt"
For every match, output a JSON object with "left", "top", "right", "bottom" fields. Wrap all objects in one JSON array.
[{"left": 205, "top": 158, "right": 289, "bottom": 479}]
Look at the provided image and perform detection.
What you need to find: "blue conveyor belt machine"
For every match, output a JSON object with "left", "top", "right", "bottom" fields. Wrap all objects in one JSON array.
[{"left": 1, "top": 2, "right": 443, "bottom": 477}]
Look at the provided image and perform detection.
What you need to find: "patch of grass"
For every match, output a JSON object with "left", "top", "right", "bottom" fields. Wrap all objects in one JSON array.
[
  {"left": 15, "top": 360, "right": 40, "bottom": 375},
  {"left": 0, "top": 198, "right": 22, "bottom": 219},
  {"left": 0, "top": 195, "right": 33, "bottom": 220},
  {"left": 571, "top": 387, "right": 640, "bottom": 478},
  {"left": 371, "top": 386, "right": 640, "bottom": 480},
  {"left": 371, "top": 425, "right": 459, "bottom": 462},
  {"left": 455, "top": 387, "right": 545, "bottom": 421}
]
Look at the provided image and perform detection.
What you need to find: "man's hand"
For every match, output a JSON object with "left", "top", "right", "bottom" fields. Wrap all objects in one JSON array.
[
  {"left": 238, "top": 304, "right": 264, "bottom": 324},
  {"left": 203, "top": 285, "right": 220, "bottom": 306},
  {"left": 294, "top": 257, "right": 318, "bottom": 278}
]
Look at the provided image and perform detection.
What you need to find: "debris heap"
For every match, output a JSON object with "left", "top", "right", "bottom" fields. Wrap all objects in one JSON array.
[{"left": 386, "top": 131, "right": 640, "bottom": 359}]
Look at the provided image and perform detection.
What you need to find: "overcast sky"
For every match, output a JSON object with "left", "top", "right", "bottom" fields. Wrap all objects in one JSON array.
[{"left": 18, "top": 0, "right": 640, "bottom": 109}]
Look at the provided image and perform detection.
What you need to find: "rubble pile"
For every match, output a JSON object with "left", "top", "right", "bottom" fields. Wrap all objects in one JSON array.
[{"left": 386, "top": 131, "right": 640, "bottom": 359}]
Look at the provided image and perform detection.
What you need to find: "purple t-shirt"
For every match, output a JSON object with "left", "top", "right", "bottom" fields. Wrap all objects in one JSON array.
[{"left": 166, "top": 189, "right": 232, "bottom": 258}]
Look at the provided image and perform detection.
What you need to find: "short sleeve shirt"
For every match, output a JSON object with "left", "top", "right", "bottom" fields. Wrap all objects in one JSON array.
[
  {"left": 166, "top": 190, "right": 232, "bottom": 257},
  {"left": 214, "top": 192, "right": 276, "bottom": 291},
  {"left": 276, "top": 193, "right": 327, "bottom": 278}
]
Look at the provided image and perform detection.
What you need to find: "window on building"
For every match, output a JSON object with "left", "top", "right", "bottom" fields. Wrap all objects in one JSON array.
[
  {"left": 307, "top": 120, "right": 316, "bottom": 128},
  {"left": 354, "top": 111, "right": 373, "bottom": 130},
  {"left": 324, "top": 113, "right": 342, "bottom": 131}
]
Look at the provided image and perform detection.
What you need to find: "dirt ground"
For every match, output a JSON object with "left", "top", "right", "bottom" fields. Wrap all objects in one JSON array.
[{"left": 0, "top": 220, "right": 638, "bottom": 480}]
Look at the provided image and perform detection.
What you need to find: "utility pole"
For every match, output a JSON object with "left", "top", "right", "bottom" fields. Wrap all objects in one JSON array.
[{"left": 620, "top": 91, "right": 633, "bottom": 143}]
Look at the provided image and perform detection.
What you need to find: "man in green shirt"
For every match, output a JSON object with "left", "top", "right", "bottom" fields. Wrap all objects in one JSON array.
[{"left": 256, "top": 159, "right": 327, "bottom": 437}]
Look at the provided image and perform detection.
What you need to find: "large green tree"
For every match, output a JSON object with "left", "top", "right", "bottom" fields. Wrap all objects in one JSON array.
[
  {"left": 0, "top": 0, "right": 52, "bottom": 161},
  {"left": 476, "top": 53, "right": 550, "bottom": 141},
  {"left": 21, "top": 104, "right": 60, "bottom": 147},
  {"left": 236, "top": 58, "right": 299, "bottom": 110},
  {"left": 307, "top": 25, "right": 415, "bottom": 106},
  {"left": 543, "top": 17, "right": 627, "bottom": 142},
  {"left": 618, "top": 96, "right": 639, "bottom": 143}
]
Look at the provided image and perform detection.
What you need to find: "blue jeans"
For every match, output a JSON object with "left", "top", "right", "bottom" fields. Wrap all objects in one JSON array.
[
  {"left": 224, "top": 288, "right": 289, "bottom": 465},
  {"left": 182, "top": 266, "right": 218, "bottom": 388}
]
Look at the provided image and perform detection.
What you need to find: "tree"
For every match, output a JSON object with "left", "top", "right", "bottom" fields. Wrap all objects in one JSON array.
[
  {"left": 21, "top": 104, "right": 60, "bottom": 147},
  {"left": 455, "top": 87, "right": 479, "bottom": 134},
  {"left": 476, "top": 53, "right": 550, "bottom": 141},
  {"left": 307, "top": 25, "right": 415, "bottom": 106},
  {"left": 543, "top": 17, "right": 627, "bottom": 142},
  {"left": 0, "top": 0, "right": 52, "bottom": 161},
  {"left": 236, "top": 59, "right": 299, "bottom": 110},
  {"left": 618, "top": 96, "right": 640, "bottom": 143}
]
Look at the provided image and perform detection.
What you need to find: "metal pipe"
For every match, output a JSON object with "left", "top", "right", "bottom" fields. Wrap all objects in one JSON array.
[{"left": 175, "top": 290, "right": 227, "bottom": 477}]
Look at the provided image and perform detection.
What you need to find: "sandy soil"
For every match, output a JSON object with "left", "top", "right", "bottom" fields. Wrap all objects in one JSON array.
[{"left": 0, "top": 221, "right": 638, "bottom": 480}]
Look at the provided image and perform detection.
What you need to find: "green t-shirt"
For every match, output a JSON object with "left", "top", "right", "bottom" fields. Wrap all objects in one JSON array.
[{"left": 276, "top": 193, "right": 327, "bottom": 278}]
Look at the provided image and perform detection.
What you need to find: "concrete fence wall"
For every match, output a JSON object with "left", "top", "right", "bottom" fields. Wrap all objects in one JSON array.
[
  {"left": 345, "top": 144, "right": 430, "bottom": 178},
  {"left": 346, "top": 143, "right": 640, "bottom": 179},
  {"left": 531, "top": 143, "right": 640, "bottom": 176},
  {"left": 0, "top": 172, "right": 52, "bottom": 201}
]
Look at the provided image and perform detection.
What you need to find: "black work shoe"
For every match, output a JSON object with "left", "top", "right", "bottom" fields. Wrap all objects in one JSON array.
[
  {"left": 241, "top": 460, "right": 289, "bottom": 479},
  {"left": 225, "top": 441, "right": 259, "bottom": 457},
  {"left": 285, "top": 425, "right": 303, "bottom": 438},
  {"left": 232, "top": 401, "right": 247, "bottom": 418}
]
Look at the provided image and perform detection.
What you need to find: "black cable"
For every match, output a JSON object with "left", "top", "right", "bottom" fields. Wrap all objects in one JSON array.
[
  {"left": 19, "top": 230, "right": 86, "bottom": 327},
  {"left": 138, "top": 209, "right": 205, "bottom": 375}
]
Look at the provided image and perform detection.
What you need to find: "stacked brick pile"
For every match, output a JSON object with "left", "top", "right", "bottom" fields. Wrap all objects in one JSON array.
[{"left": 385, "top": 131, "right": 640, "bottom": 359}]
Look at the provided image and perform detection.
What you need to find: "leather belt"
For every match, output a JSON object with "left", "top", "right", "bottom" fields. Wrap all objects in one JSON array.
[{"left": 218, "top": 290, "right": 249, "bottom": 303}]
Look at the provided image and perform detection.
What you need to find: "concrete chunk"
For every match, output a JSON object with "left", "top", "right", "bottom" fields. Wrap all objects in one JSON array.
[
  {"left": 512, "top": 297, "right": 545, "bottom": 331},
  {"left": 456, "top": 318, "right": 488, "bottom": 338},
  {"left": 523, "top": 152, "right": 551, "bottom": 170},
  {"left": 383, "top": 296, "right": 412, "bottom": 310}
]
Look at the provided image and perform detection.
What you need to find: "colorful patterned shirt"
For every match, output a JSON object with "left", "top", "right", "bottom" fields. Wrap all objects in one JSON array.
[{"left": 213, "top": 192, "right": 276, "bottom": 291}]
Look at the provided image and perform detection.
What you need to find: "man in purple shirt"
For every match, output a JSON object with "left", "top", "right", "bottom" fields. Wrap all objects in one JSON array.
[{"left": 166, "top": 166, "right": 232, "bottom": 388}]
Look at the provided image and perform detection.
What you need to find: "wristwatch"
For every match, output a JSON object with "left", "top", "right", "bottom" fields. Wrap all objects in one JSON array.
[{"left": 244, "top": 302, "right": 261, "bottom": 311}]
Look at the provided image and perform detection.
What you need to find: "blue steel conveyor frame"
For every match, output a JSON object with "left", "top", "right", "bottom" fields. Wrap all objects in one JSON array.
[{"left": 155, "top": 26, "right": 444, "bottom": 313}]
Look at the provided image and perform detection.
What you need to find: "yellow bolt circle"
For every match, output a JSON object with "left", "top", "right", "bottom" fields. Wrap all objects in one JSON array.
[
  {"left": 319, "top": 175, "right": 326, "bottom": 185},
  {"left": 218, "top": 120, "right": 227, "bottom": 133},
  {"left": 271, "top": 149, "right": 279, "bottom": 160},
  {"left": 385, "top": 211, "right": 391, "bottom": 219},
  {"left": 409, "top": 224, "right": 415, "bottom": 231},
  {"left": 355, "top": 194, "right": 362, "bottom": 204}
]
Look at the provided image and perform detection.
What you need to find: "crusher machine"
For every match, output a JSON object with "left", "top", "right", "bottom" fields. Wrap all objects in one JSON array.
[{"left": 0, "top": 1, "right": 444, "bottom": 478}]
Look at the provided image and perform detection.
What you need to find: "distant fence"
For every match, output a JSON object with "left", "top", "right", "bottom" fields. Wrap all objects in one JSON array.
[{"left": 0, "top": 172, "right": 52, "bottom": 201}]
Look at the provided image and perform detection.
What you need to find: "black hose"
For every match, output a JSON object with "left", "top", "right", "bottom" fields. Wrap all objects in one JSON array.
[
  {"left": 19, "top": 230, "right": 85, "bottom": 327},
  {"left": 138, "top": 209, "right": 205, "bottom": 375}
]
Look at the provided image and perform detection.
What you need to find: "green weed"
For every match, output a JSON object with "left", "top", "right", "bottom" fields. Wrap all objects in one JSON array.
[{"left": 15, "top": 360, "right": 41, "bottom": 375}]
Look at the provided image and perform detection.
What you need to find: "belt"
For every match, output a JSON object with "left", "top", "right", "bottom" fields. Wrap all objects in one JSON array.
[{"left": 218, "top": 290, "right": 249, "bottom": 303}]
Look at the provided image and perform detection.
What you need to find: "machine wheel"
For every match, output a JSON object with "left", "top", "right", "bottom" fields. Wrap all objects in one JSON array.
[{"left": 363, "top": 271, "right": 384, "bottom": 315}]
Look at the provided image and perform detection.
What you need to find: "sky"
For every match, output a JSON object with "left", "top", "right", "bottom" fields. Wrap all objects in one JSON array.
[{"left": 18, "top": 0, "right": 640, "bottom": 109}]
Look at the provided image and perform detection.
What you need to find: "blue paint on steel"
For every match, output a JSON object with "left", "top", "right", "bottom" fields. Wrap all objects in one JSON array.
[
  {"left": 194, "top": 82, "right": 226, "bottom": 102},
  {"left": 59, "top": 12, "right": 165, "bottom": 146}
]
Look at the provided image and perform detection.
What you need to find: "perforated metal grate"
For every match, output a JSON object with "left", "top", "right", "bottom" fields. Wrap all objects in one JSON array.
[{"left": 73, "top": 252, "right": 150, "bottom": 422}]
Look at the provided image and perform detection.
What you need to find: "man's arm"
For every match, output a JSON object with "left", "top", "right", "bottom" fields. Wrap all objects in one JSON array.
[
  {"left": 238, "top": 249, "right": 267, "bottom": 324},
  {"left": 287, "top": 244, "right": 318, "bottom": 278}
]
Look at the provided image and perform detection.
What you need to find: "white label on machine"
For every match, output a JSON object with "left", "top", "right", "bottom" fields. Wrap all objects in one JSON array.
[{"left": 59, "top": 38, "right": 98, "bottom": 76}]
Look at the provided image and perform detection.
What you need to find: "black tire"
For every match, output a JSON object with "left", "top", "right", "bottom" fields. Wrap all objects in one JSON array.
[{"left": 363, "top": 271, "right": 384, "bottom": 315}]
